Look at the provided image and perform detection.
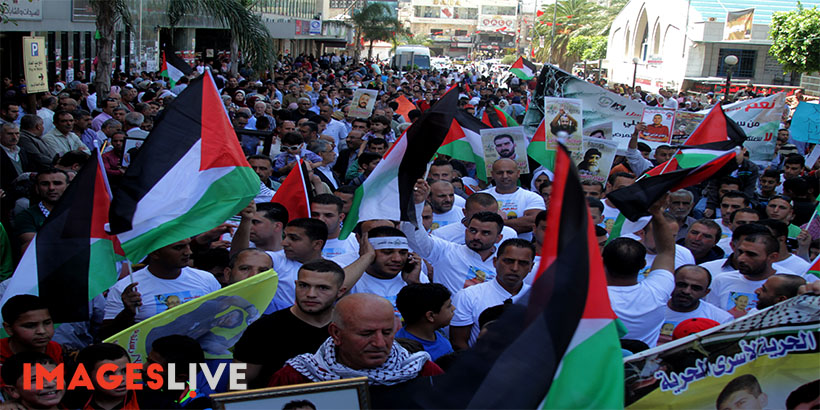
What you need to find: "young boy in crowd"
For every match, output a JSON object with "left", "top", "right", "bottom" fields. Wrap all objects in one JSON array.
[
  {"left": 395, "top": 283, "right": 455, "bottom": 361},
  {"left": 1, "top": 295, "right": 62, "bottom": 366},
  {"left": 1, "top": 352, "right": 65, "bottom": 409},
  {"left": 76, "top": 343, "right": 138, "bottom": 410}
]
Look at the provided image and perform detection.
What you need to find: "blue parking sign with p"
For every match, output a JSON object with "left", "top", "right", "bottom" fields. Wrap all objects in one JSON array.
[{"left": 31, "top": 42, "right": 39, "bottom": 56}]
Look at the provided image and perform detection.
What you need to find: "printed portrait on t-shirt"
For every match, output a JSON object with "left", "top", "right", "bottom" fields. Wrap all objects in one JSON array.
[
  {"left": 725, "top": 291, "right": 758, "bottom": 318},
  {"left": 154, "top": 291, "right": 196, "bottom": 314},
  {"left": 657, "top": 321, "right": 678, "bottom": 345},
  {"left": 464, "top": 266, "right": 493, "bottom": 288}
]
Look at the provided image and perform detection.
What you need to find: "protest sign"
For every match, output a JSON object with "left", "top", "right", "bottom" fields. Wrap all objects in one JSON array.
[
  {"left": 543, "top": 97, "right": 583, "bottom": 152},
  {"left": 574, "top": 137, "right": 618, "bottom": 184},
  {"left": 349, "top": 89, "right": 378, "bottom": 119},
  {"left": 522, "top": 64, "right": 644, "bottom": 150},
  {"left": 671, "top": 112, "right": 705, "bottom": 146},
  {"left": 640, "top": 107, "right": 675, "bottom": 143},
  {"left": 625, "top": 294, "right": 820, "bottom": 409},
  {"left": 705, "top": 93, "right": 786, "bottom": 164},
  {"left": 481, "top": 126, "right": 529, "bottom": 175},
  {"left": 789, "top": 102, "right": 820, "bottom": 143},
  {"left": 105, "top": 270, "right": 278, "bottom": 362}
]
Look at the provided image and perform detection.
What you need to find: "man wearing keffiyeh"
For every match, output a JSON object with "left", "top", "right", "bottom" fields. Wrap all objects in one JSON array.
[{"left": 268, "top": 293, "right": 443, "bottom": 391}]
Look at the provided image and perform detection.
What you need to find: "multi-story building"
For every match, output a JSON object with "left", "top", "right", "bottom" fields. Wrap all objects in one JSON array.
[
  {"left": 403, "top": 0, "right": 519, "bottom": 59},
  {"left": 605, "top": 0, "right": 818, "bottom": 94}
]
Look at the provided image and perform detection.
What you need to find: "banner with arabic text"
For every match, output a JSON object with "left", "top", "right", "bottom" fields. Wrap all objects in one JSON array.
[
  {"left": 104, "top": 270, "right": 278, "bottom": 362},
  {"left": 700, "top": 93, "right": 785, "bottom": 164},
  {"left": 624, "top": 294, "right": 819, "bottom": 409}
]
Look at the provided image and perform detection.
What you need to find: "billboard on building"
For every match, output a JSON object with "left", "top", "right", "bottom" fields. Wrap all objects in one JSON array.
[
  {"left": 724, "top": 8, "right": 754, "bottom": 40},
  {"left": 477, "top": 15, "right": 517, "bottom": 32}
]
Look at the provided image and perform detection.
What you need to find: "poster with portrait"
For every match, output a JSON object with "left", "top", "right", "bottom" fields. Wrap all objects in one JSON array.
[
  {"left": 574, "top": 137, "right": 619, "bottom": 184},
  {"left": 543, "top": 97, "right": 583, "bottom": 153},
  {"left": 671, "top": 112, "right": 705, "bottom": 146},
  {"left": 480, "top": 126, "right": 529, "bottom": 176},
  {"left": 349, "top": 88, "right": 378, "bottom": 119},
  {"left": 624, "top": 294, "right": 820, "bottom": 409},
  {"left": 640, "top": 107, "right": 676, "bottom": 143}
]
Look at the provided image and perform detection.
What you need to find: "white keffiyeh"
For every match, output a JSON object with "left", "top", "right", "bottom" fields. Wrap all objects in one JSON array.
[{"left": 286, "top": 337, "right": 431, "bottom": 386}]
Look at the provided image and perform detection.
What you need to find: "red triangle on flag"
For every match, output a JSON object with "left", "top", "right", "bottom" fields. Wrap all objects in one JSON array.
[
  {"left": 91, "top": 154, "right": 124, "bottom": 256},
  {"left": 199, "top": 72, "right": 249, "bottom": 171},
  {"left": 536, "top": 10, "right": 544, "bottom": 17},
  {"left": 684, "top": 104, "right": 731, "bottom": 146},
  {"left": 271, "top": 159, "right": 311, "bottom": 221}
]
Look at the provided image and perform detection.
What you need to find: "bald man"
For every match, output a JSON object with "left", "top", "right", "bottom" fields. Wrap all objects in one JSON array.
[
  {"left": 268, "top": 293, "right": 443, "bottom": 388},
  {"left": 754, "top": 274, "right": 806, "bottom": 310},
  {"left": 480, "top": 159, "right": 546, "bottom": 240}
]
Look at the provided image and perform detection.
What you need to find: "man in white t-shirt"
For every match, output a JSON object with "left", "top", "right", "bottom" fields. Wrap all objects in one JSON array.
[
  {"left": 348, "top": 226, "right": 425, "bottom": 316},
  {"left": 101, "top": 239, "right": 222, "bottom": 338},
  {"left": 480, "top": 159, "right": 545, "bottom": 240},
  {"left": 713, "top": 191, "right": 749, "bottom": 240},
  {"left": 403, "top": 179, "right": 504, "bottom": 295},
  {"left": 601, "top": 172, "right": 636, "bottom": 232},
  {"left": 705, "top": 232, "right": 788, "bottom": 319},
  {"left": 268, "top": 218, "right": 374, "bottom": 312},
  {"left": 630, "top": 212, "right": 695, "bottom": 280},
  {"left": 450, "top": 238, "right": 536, "bottom": 349},
  {"left": 231, "top": 202, "right": 289, "bottom": 254},
  {"left": 428, "top": 180, "right": 463, "bottom": 230},
  {"left": 757, "top": 219, "right": 811, "bottom": 276},
  {"left": 431, "top": 192, "right": 517, "bottom": 245},
  {"left": 716, "top": 208, "right": 760, "bottom": 255},
  {"left": 606, "top": 199, "right": 676, "bottom": 348},
  {"left": 310, "top": 194, "right": 359, "bottom": 261},
  {"left": 658, "top": 265, "right": 733, "bottom": 345}
]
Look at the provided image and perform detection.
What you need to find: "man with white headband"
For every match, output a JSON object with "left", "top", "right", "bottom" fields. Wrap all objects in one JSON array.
[
  {"left": 402, "top": 179, "right": 504, "bottom": 295},
  {"left": 348, "top": 226, "right": 426, "bottom": 316}
]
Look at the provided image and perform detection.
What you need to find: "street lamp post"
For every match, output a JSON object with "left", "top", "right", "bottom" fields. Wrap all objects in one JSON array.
[
  {"left": 723, "top": 54, "right": 738, "bottom": 103},
  {"left": 632, "top": 57, "right": 639, "bottom": 89}
]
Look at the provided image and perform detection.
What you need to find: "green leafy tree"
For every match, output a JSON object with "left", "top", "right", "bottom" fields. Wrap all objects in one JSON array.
[
  {"left": 769, "top": 2, "right": 820, "bottom": 84},
  {"left": 567, "top": 35, "right": 607, "bottom": 61},
  {"left": 352, "top": 3, "right": 402, "bottom": 60},
  {"left": 533, "top": 0, "right": 623, "bottom": 68},
  {"left": 91, "top": 0, "right": 274, "bottom": 106}
]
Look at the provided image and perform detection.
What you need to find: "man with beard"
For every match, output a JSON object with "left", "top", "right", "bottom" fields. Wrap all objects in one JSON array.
[
  {"left": 493, "top": 134, "right": 517, "bottom": 160},
  {"left": 705, "top": 232, "right": 796, "bottom": 318},
  {"left": 234, "top": 259, "right": 348, "bottom": 388},
  {"left": 658, "top": 265, "right": 733, "bottom": 344},
  {"left": 14, "top": 169, "right": 69, "bottom": 253},
  {"left": 428, "top": 180, "right": 463, "bottom": 230},
  {"left": 404, "top": 179, "right": 504, "bottom": 294},
  {"left": 754, "top": 274, "right": 806, "bottom": 310}
]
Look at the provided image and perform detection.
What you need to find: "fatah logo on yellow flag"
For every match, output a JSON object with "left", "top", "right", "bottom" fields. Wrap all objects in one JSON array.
[{"left": 104, "top": 270, "right": 279, "bottom": 362}]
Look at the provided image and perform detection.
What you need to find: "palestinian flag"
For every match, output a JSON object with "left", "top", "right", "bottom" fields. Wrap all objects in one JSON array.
[
  {"left": 437, "top": 109, "right": 490, "bottom": 181},
  {"left": 109, "top": 71, "right": 259, "bottom": 263},
  {"left": 643, "top": 104, "right": 746, "bottom": 177},
  {"left": 160, "top": 49, "right": 193, "bottom": 89},
  {"left": 528, "top": 117, "right": 555, "bottom": 170},
  {"left": 482, "top": 104, "right": 518, "bottom": 128},
  {"left": 511, "top": 57, "right": 537, "bottom": 80},
  {"left": 404, "top": 144, "right": 623, "bottom": 408},
  {"left": 271, "top": 159, "right": 313, "bottom": 222},
  {"left": 0, "top": 150, "right": 123, "bottom": 325},
  {"left": 608, "top": 150, "right": 738, "bottom": 221},
  {"left": 806, "top": 254, "right": 820, "bottom": 279},
  {"left": 339, "top": 86, "right": 459, "bottom": 239}
]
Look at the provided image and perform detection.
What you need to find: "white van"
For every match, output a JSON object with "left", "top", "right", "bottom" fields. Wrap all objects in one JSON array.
[{"left": 391, "top": 45, "right": 432, "bottom": 71}]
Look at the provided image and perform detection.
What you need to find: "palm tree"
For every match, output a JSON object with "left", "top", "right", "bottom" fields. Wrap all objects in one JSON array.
[
  {"left": 532, "top": 0, "right": 621, "bottom": 69},
  {"left": 351, "top": 3, "right": 402, "bottom": 61},
  {"left": 91, "top": 0, "right": 275, "bottom": 106}
]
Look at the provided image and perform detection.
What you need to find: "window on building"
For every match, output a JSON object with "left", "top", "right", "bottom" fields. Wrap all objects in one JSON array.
[
  {"left": 716, "top": 49, "right": 756, "bottom": 78},
  {"left": 455, "top": 30, "right": 468, "bottom": 36},
  {"left": 430, "top": 28, "right": 444, "bottom": 35},
  {"left": 481, "top": 6, "right": 516, "bottom": 15}
]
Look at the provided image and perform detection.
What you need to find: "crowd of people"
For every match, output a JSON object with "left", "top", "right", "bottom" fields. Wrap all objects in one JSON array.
[{"left": 0, "top": 51, "right": 819, "bottom": 409}]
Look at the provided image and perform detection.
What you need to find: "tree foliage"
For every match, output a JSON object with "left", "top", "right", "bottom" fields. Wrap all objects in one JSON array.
[
  {"left": 567, "top": 35, "right": 607, "bottom": 61},
  {"left": 769, "top": 3, "right": 820, "bottom": 75},
  {"left": 532, "top": 0, "right": 624, "bottom": 68},
  {"left": 352, "top": 3, "right": 402, "bottom": 60}
]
